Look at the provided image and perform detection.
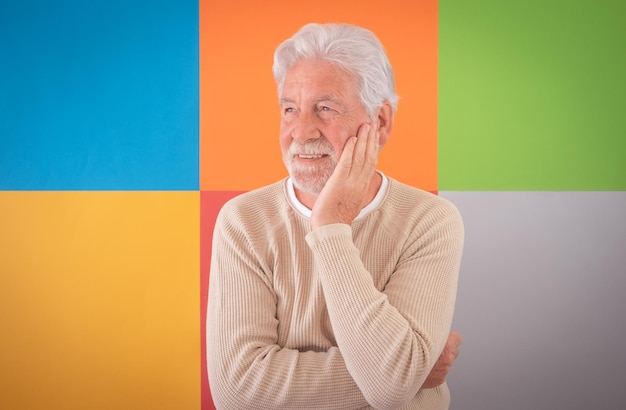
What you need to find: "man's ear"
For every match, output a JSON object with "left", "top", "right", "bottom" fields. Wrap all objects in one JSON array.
[{"left": 377, "top": 101, "right": 393, "bottom": 146}]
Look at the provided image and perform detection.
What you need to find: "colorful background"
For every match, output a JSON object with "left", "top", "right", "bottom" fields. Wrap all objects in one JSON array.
[{"left": 1, "top": 1, "right": 624, "bottom": 409}]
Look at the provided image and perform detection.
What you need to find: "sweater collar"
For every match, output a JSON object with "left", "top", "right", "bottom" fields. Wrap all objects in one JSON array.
[{"left": 285, "top": 171, "right": 389, "bottom": 220}]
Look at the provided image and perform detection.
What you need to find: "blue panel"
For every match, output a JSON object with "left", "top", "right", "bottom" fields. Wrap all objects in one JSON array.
[{"left": 0, "top": 0, "right": 198, "bottom": 190}]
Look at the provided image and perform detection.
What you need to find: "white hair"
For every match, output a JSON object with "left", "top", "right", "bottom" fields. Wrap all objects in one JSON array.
[{"left": 272, "top": 23, "right": 398, "bottom": 117}]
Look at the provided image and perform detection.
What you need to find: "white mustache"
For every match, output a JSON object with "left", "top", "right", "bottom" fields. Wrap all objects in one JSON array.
[{"left": 288, "top": 139, "right": 334, "bottom": 158}]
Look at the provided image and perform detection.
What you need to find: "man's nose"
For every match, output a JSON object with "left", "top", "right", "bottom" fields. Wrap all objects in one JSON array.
[{"left": 291, "top": 111, "right": 321, "bottom": 143}]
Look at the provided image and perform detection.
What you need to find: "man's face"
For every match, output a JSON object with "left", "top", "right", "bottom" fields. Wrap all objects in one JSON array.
[{"left": 279, "top": 59, "right": 371, "bottom": 195}]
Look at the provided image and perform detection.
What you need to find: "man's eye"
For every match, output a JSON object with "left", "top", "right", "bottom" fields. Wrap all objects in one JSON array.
[
  {"left": 320, "top": 106, "right": 331, "bottom": 111},
  {"left": 283, "top": 107, "right": 295, "bottom": 114}
]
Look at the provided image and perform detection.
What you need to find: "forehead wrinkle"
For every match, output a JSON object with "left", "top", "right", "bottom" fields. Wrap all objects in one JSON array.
[
  {"left": 279, "top": 94, "right": 345, "bottom": 108},
  {"left": 316, "top": 95, "right": 342, "bottom": 104}
]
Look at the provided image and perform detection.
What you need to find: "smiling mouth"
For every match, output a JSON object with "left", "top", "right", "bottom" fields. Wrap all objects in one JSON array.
[{"left": 297, "top": 154, "right": 328, "bottom": 159}]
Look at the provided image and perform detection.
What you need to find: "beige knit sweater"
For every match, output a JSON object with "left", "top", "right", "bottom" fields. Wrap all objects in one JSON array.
[{"left": 207, "top": 176, "right": 464, "bottom": 409}]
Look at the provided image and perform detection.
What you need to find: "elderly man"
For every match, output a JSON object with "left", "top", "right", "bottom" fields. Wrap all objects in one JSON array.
[{"left": 207, "top": 23, "right": 464, "bottom": 409}]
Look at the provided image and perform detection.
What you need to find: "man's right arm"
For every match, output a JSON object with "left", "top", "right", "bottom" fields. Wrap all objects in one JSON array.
[{"left": 206, "top": 210, "right": 370, "bottom": 409}]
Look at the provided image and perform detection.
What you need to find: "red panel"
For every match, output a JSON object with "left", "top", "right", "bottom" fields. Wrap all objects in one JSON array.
[{"left": 200, "top": 190, "right": 245, "bottom": 410}]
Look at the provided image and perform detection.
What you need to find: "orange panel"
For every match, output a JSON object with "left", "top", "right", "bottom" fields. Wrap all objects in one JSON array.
[{"left": 200, "top": 0, "right": 438, "bottom": 192}]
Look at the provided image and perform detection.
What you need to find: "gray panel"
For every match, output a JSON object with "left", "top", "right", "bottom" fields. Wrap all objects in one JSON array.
[{"left": 439, "top": 191, "right": 626, "bottom": 410}]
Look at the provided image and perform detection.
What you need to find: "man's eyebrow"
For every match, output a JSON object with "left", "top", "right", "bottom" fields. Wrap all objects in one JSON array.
[{"left": 279, "top": 98, "right": 295, "bottom": 105}]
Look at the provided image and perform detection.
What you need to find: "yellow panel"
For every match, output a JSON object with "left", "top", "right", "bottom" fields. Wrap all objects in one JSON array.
[{"left": 0, "top": 191, "right": 199, "bottom": 409}]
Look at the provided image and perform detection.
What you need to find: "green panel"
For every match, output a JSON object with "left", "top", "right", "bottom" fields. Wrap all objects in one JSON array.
[{"left": 439, "top": 0, "right": 626, "bottom": 190}]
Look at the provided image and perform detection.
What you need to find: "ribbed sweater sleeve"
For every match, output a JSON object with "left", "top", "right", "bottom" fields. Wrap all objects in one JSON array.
[
  {"left": 305, "top": 190, "right": 463, "bottom": 409},
  {"left": 206, "top": 182, "right": 369, "bottom": 409}
]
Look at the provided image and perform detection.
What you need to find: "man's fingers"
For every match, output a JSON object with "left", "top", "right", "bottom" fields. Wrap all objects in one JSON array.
[
  {"left": 450, "top": 332, "right": 462, "bottom": 356},
  {"left": 450, "top": 331, "right": 463, "bottom": 347},
  {"left": 339, "top": 136, "right": 357, "bottom": 169},
  {"left": 367, "top": 123, "right": 380, "bottom": 169},
  {"left": 349, "top": 122, "right": 380, "bottom": 175},
  {"left": 350, "top": 123, "right": 370, "bottom": 173},
  {"left": 440, "top": 331, "right": 462, "bottom": 365}
]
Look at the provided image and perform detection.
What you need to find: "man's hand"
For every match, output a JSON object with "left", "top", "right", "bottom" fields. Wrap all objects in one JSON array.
[
  {"left": 310, "top": 122, "right": 380, "bottom": 230},
  {"left": 422, "top": 331, "right": 463, "bottom": 389}
]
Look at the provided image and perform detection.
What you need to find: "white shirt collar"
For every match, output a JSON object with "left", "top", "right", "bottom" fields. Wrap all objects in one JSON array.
[{"left": 285, "top": 171, "right": 389, "bottom": 220}]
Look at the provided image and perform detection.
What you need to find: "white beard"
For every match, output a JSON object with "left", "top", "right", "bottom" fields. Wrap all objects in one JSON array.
[{"left": 283, "top": 138, "right": 337, "bottom": 195}]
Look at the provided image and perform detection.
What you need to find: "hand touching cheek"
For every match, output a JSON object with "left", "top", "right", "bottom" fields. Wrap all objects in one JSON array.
[{"left": 310, "top": 121, "right": 381, "bottom": 230}]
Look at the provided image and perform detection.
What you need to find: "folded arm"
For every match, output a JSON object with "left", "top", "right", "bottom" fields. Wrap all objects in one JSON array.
[
  {"left": 206, "top": 212, "right": 369, "bottom": 409},
  {"left": 306, "top": 205, "right": 463, "bottom": 409}
]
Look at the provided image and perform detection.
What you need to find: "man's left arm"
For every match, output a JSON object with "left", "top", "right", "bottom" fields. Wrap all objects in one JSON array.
[{"left": 306, "top": 202, "right": 464, "bottom": 409}]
